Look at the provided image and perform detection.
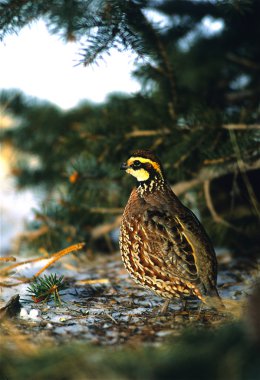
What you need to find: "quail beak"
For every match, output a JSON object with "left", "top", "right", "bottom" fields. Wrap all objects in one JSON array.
[{"left": 120, "top": 162, "right": 129, "bottom": 170}]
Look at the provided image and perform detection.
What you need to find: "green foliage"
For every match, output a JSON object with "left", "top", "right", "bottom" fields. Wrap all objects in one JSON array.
[
  {"left": 26, "top": 274, "right": 66, "bottom": 305},
  {"left": 0, "top": 1, "right": 259, "bottom": 255}
]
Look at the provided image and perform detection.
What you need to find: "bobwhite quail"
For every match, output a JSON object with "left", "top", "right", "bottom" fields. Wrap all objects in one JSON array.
[{"left": 119, "top": 149, "right": 221, "bottom": 313}]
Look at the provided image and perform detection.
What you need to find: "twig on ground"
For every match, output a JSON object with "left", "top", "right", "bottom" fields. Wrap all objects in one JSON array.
[{"left": 0, "top": 243, "right": 85, "bottom": 287}]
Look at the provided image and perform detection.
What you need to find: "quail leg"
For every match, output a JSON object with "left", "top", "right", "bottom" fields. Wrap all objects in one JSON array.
[
  {"left": 180, "top": 298, "right": 188, "bottom": 312},
  {"left": 158, "top": 299, "right": 171, "bottom": 315}
]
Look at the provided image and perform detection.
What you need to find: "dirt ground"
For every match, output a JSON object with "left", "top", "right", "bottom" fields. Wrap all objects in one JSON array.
[{"left": 1, "top": 250, "right": 258, "bottom": 348}]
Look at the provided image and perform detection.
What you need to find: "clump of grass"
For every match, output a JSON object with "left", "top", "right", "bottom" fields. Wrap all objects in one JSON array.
[{"left": 27, "top": 274, "right": 66, "bottom": 305}]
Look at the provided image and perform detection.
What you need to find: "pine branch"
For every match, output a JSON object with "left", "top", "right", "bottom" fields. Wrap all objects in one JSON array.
[
  {"left": 91, "top": 159, "right": 260, "bottom": 239},
  {"left": 203, "top": 180, "right": 239, "bottom": 230},
  {"left": 229, "top": 130, "right": 260, "bottom": 219},
  {"left": 227, "top": 53, "right": 260, "bottom": 70},
  {"left": 125, "top": 125, "right": 260, "bottom": 139},
  {"left": 223, "top": 124, "right": 260, "bottom": 130}
]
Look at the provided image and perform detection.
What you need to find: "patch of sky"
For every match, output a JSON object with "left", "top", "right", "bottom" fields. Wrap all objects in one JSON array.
[
  {"left": 179, "top": 16, "right": 224, "bottom": 52},
  {"left": 230, "top": 74, "right": 250, "bottom": 90}
]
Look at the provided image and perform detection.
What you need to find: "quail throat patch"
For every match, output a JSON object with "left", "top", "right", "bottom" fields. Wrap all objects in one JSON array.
[{"left": 126, "top": 167, "right": 150, "bottom": 181}]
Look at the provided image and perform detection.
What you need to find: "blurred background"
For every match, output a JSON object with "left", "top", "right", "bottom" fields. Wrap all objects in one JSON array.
[
  {"left": 1, "top": 0, "right": 259, "bottom": 260},
  {"left": 0, "top": 13, "right": 141, "bottom": 254},
  {"left": 1, "top": 1, "right": 260, "bottom": 379}
]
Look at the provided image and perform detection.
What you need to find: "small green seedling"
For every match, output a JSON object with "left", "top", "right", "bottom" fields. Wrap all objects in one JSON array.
[{"left": 27, "top": 274, "right": 66, "bottom": 306}]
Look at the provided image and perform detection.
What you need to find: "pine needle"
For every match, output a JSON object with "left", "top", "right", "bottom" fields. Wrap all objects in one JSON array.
[
  {"left": 33, "top": 242, "right": 85, "bottom": 278},
  {"left": 0, "top": 242, "right": 85, "bottom": 287}
]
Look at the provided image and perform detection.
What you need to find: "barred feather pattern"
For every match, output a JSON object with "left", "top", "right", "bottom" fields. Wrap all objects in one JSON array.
[{"left": 119, "top": 180, "right": 219, "bottom": 302}]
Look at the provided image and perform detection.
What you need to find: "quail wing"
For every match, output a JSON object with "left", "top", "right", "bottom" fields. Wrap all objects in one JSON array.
[{"left": 143, "top": 207, "right": 201, "bottom": 284}]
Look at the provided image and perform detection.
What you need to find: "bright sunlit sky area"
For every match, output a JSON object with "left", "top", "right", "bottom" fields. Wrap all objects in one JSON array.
[
  {"left": 0, "top": 15, "right": 223, "bottom": 110},
  {"left": 0, "top": 20, "right": 141, "bottom": 109}
]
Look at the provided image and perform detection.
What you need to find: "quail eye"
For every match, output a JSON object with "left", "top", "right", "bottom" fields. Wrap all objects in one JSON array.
[{"left": 132, "top": 160, "right": 141, "bottom": 169}]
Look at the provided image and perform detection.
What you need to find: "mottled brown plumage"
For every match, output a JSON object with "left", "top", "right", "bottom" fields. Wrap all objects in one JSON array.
[{"left": 119, "top": 150, "right": 221, "bottom": 312}]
